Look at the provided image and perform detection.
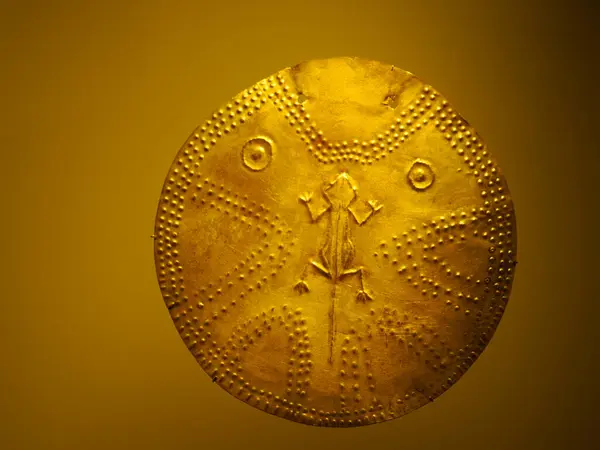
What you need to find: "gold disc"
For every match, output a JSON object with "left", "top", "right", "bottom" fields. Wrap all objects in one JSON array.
[{"left": 153, "top": 57, "right": 518, "bottom": 427}]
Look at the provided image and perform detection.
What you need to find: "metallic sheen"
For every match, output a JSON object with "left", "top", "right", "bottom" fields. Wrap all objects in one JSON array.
[{"left": 153, "top": 57, "right": 518, "bottom": 427}]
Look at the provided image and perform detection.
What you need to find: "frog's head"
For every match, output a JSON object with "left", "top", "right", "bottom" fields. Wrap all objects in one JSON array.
[{"left": 323, "top": 171, "right": 359, "bottom": 207}]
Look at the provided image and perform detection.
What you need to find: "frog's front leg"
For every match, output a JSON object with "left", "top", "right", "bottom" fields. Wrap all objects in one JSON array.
[
  {"left": 349, "top": 199, "right": 383, "bottom": 225},
  {"left": 340, "top": 267, "right": 374, "bottom": 302},
  {"left": 299, "top": 192, "right": 330, "bottom": 222}
]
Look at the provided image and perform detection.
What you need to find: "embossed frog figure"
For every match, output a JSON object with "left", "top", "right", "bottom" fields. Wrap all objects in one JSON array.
[{"left": 294, "top": 171, "right": 382, "bottom": 302}]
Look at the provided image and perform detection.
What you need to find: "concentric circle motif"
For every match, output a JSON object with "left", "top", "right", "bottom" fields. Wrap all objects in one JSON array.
[
  {"left": 407, "top": 159, "right": 435, "bottom": 191},
  {"left": 242, "top": 137, "right": 273, "bottom": 171},
  {"left": 153, "top": 57, "right": 518, "bottom": 427}
]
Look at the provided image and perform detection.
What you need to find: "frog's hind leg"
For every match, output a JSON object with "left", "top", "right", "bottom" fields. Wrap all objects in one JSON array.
[
  {"left": 293, "top": 265, "right": 311, "bottom": 294},
  {"left": 294, "top": 260, "right": 331, "bottom": 294},
  {"left": 310, "top": 259, "right": 330, "bottom": 277},
  {"left": 341, "top": 267, "right": 374, "bottom": 302}
]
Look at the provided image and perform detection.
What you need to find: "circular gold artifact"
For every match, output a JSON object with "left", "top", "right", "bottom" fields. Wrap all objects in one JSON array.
[{"left": 153, "top": 57, "right": 518, "bottom": 427}]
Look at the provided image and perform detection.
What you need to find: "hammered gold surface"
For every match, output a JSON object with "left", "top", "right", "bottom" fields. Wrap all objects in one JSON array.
[{"left": 153, "top": 57, "right": 518, "bottom": 427}]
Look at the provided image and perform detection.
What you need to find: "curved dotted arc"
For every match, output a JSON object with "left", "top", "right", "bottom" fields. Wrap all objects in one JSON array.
[{"left": 258, "top": 72, "right": 447, "bottom": 165}]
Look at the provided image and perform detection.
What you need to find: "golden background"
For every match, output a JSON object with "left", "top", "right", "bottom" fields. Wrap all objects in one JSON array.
[{"left": 1, "top": 0, "right": 596, "bottom": 449}]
